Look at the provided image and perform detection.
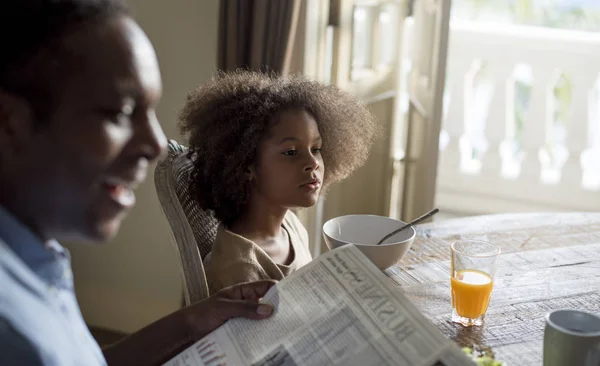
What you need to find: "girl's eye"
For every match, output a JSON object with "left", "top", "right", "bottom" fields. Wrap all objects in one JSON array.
[
  {"left": 312, "top": 147, "right": 322, "bottom": 154},
  {"left": 283, "top": 149, "right": 298, "bottom": 156}
]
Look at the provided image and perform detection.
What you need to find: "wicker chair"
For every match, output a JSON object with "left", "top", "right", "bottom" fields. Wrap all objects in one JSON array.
[{"left": 154, "top": 140, "right": 219, "bottom": 305}]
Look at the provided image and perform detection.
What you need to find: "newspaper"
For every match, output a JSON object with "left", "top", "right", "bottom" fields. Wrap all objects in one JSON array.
[{"left": 163, "top": 245, "right": 472, "bottom": 366}]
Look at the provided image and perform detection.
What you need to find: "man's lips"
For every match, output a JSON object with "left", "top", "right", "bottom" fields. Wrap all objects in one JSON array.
[
  {"left": 103, "top": 174, "right": 145, "bottom": 190},
  {"left": 101, "top": 176, "right": 144, "bottom": 208}
]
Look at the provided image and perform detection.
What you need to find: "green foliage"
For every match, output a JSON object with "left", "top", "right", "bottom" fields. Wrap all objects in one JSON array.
[
  {"left": 453, "top": 0, "right": 600, "bottom": 31},
  {"left": 462, "top": 345, "right": 505, "bottom": 366}
]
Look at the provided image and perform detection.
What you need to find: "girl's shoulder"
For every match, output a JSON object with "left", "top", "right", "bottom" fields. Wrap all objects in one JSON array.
[
  {"left": 283, "top": 210, "right": 304, "bottom": 232},
  {"left": 283, "top": 210, "right": 310, "bottom": 249}
]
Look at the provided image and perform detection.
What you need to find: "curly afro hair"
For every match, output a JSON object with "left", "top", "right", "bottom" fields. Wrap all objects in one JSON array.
[{"left": 179, "top": 70, "right": 379, "bottom": 225}]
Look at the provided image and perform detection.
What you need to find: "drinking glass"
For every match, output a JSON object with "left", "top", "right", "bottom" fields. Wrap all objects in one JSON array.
[{"left": 450, "top": 239, "right": 501, "bottom": 327}]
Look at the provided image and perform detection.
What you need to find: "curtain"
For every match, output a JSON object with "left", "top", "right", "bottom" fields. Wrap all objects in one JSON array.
[{"left": 218, "top": 0, "right": 301, "bottom": 74}]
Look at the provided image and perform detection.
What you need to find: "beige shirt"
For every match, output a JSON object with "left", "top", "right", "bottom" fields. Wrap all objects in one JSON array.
[{"left": 204, "top": 211, "right": 312, "bottom": 294}]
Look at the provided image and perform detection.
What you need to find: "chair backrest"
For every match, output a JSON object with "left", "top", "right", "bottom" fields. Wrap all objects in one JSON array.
[{"left": 154, "top": 140, "right": 219, "bottom": 304}]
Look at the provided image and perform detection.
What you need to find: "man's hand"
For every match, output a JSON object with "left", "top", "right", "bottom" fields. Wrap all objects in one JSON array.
[
  {"left": 181, "top": 280, "right": 277, "bottom": 342},
  {"left": 103, "top": 280, "right": 277, "bottom": 366}
]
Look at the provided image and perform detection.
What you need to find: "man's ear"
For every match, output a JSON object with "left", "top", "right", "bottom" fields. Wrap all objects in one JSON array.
[
  {"left": 247, "top": 166, "right": 257, "bottom": 182},
  {"left": 0, "top": 89, "right": 35, "bottom": 155}
]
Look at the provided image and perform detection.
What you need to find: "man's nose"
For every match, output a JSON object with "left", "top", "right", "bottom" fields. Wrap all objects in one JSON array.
[{"left": 135, "top": 111, "right": 167, "bottom": 162}]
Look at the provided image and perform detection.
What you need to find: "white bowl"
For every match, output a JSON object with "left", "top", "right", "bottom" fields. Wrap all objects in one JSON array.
[{"left": 322, "top": 214, "right": 416, "bottom": 270}]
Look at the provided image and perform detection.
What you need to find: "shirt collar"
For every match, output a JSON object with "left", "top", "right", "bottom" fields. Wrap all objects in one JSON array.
[{"left": 0, "top": 206, "right": 72, "bottom": 289}]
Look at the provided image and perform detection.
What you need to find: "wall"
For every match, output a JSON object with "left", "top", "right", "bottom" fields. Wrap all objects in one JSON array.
[
  {"left": 64, "top": 0, "right": 219, "bottom": 334},
  {"left": 323, "top": 98, "right": 394, "bottom": 221}
]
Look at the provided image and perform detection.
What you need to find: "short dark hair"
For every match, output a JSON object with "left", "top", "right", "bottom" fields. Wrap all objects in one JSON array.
[
  {"left": 0, "top": 0, "right": 130, "bottom": 119},
  {"left": 179, "top": 70, "right": 380, "bottom": 225}
]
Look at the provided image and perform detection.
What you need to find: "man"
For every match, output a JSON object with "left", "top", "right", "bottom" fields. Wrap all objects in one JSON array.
[{"left": 0, "top": 1, "right": 274, "bottom": 365}]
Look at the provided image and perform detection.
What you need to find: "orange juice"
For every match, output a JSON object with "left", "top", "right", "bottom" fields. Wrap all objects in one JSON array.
[{"left": 451, "top": 269, "right": 494, "bottom": 319}]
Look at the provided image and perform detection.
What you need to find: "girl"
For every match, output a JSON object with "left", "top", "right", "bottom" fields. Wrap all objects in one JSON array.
[{"left": 179, "top": 71, "right": 378, "bottom": 294}]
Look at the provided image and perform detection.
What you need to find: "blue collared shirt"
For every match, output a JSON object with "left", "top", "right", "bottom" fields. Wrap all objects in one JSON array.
[{"left": 0, "top": 207, "right": 106, "bottom": 365}]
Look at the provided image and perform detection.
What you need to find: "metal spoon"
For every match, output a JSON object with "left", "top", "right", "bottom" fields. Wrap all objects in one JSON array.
[{"left": 376, "top": 208, "right": 440, "bottom": 245}]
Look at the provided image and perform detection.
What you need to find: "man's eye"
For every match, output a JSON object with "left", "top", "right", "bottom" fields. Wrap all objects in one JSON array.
[
  {"left": 283, "top": 150, "right": 298, "bottom": 156},
  {"left": 103, "top": 102, "right": 135, "bottom": 126},
  {"left": 100, "top": 108, "right": 130, "bottom": 125},
  {"left": 111, "top": 112, "right": 132, "bottom": 126}
]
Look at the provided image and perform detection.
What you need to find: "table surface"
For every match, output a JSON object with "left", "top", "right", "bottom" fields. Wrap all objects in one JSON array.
[{"left": 386, "top": 212, "right": 600, "bottom": 365}]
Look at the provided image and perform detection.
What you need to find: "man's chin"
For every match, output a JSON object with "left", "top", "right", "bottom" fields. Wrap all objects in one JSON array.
[
  {"left": 80, "top": 202, "right": 131, "bottom": 242},
  {"left": 78, "top": 216, "right": 124, "bottom": 243}
]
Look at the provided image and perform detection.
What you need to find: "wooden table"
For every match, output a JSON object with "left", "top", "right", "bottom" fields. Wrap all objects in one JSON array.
[{"left": 386, "top": 212, "right": 600, "bottom": 365}]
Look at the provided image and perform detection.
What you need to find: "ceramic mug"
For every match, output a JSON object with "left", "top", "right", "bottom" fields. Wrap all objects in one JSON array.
[{"left": 543, "top": 309, "right": 600, "bottom": 366}]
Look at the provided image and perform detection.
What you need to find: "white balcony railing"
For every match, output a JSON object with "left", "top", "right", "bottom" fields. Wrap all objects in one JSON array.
[{"left": 435, "top": 21, "right": 600, "bottom": 214}]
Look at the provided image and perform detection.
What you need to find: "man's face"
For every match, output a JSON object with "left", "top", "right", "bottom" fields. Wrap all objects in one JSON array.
[{"left": 0, "top": 15, "right": 166, "bottom": 242}]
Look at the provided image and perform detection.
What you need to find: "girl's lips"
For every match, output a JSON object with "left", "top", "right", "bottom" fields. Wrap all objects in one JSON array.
[
  {"left": 300, "top": 177, "right": 321, "bottom": 186},
  {"left": 302, "top": 181, "right": 321, "bottom": 191}
]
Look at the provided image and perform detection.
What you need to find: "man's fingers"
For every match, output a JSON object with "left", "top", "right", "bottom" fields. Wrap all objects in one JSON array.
[
  {"left": 214, "top": 299, "right": 274, "bottom": 322},
  {"left": 184, "top": 297, "right": 275, "bottom": 341},
  {"left": 219, "top": 280, "right": 277, "bottom": 301},
  {"left": 199, "top": 281, "right": 277, "bottom": 333}
]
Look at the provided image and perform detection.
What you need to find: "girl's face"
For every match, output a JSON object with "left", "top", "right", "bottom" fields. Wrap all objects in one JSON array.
[{"left": 251, "top": 109, "right": 324, "bottom": 209}]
